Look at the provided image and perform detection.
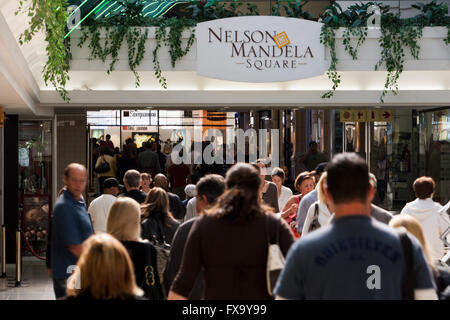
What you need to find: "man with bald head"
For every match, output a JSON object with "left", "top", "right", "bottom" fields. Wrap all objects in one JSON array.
[
  {"left": 51, "top": 163, "right": 93, "bottom": 298},
  {"left": 154, "top": 173, "right": 186, "bottom": 221}
]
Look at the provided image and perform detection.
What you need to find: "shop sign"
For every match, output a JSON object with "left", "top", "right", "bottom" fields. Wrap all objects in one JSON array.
[
  {"left": 122, "top": 110, "right": 158, "bottom": 126},
  {"left": 340, "top": 110, "right": 393, "bottom": 122},
  {"left": 122, "top": 126, "right": 153, "bottom": 131},
  {"left": 0, "top": 107, "right": 4, "bottom": 128},
  {"left": 196, "top": 16, "right": 325, "bottom": 82}
]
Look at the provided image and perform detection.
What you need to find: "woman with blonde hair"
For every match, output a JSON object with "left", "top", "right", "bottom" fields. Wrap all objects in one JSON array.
[
  {"left": 107, "top": 197, "right": 163, "bottom": 300},
  {"left": 389, "top": 215, "right": 450, "bottom": 299},
  {"left": 301, "top": 172, "right": 333, "bottom": 236},
  {"left": 65, "top": 233, "right": 145, "bottom": 300},
  {"left": 141, "top": 187, "right": 179, "bottom": 245}
]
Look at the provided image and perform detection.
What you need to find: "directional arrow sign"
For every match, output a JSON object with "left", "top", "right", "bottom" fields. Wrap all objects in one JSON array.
[{"left": 376, "top": 110, "right": 393, "bottom": 122}]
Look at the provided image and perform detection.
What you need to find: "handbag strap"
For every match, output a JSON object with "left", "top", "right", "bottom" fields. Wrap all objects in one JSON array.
[
  {"left": 314, "top": 203, "right": 319, "bottom": 218},
  {"left": 397, "top": 229, "right": 415, "bottom": 300}
]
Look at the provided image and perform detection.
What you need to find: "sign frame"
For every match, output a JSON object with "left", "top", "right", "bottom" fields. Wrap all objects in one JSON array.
[{"left": 196, "top": 16, "right": 326, "bottom": 83}]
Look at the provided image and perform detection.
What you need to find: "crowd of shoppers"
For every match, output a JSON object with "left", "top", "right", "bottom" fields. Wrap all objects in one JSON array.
[
  {"left": 49, "top": 144, "right": 450, "bottom": 301},
  {"left": 92, "top": 137, "right": 228, "bottom": 201}
]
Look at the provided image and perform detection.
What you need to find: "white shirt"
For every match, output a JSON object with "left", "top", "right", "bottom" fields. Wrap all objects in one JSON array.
[
  {"left": 278, "top": 186, "right": 293, "bottom": 212},
  {"left": 401, "top": 198, "right": 450, "bottom": 261},
  {"left": 183, "top": 197, "right": 197, "bottom": 222},
  {"left": 88, "top": 194, "right": 117, "bottom": 233},
  {"left": 302, "top": 201, "right": 333, "bottom": 236}
]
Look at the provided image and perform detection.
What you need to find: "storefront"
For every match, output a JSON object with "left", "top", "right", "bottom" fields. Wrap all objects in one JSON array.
[
  {"left": 325, "top": 108, "right": 450, "bottom": 212},
  {"left": 86, "top": 109, "right": 236, "bottom": 192}
]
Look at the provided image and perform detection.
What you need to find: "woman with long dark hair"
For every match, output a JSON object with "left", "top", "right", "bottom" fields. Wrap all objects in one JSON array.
[
  {"left": 141, "top": 187, "right": 179, "bottom": 245},
  {"left": 168, "top": 163, "right": 294, "bottom": 300}
]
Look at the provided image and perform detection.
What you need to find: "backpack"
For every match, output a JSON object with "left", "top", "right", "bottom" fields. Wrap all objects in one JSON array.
[
  {"left": 308, "top": 203, "right": 321, "bottom": 233},
  {"left": 95, "top": 155, "right": 110, "bottom": 173}
]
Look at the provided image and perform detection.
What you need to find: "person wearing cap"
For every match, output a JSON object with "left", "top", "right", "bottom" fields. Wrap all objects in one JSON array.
[
  {"left": 296, "top": 162, "right": 327, "bottom": 236},
  {"left": 88, "top": 178, "right": 121, "bottom": 233}
]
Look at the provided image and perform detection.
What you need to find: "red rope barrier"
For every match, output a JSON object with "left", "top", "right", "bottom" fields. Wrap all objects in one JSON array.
[
  {"left": 7, "top": 228, "right": 47, "bottom": 261},
  {"left": 21, "top": 233, "right": 46, "bottom": 261}
]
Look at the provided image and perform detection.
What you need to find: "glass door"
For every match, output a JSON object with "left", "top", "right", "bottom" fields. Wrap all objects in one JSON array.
[
  {"left": 343, "top": 121, "right": 366, "bottom": 160},
  {"left": 417, "top": 108, "right": 450, "bottom": 206},
  {"left": 369, "top": 121, "right": 390, "bottom": 207},
  {"left": 343, "top": 120, "right": 390, "bottom": 207}
]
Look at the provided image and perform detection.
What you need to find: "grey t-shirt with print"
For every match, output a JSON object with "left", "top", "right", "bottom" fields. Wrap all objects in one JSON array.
[{"left": 274, "top": 215, "right": 435, "bottom": 300}]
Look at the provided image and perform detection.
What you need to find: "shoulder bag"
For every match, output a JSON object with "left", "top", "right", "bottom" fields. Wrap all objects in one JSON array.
[
  {"left": 95, "top": 155, "right": 111, "bottom": 173},
  {"left": 266, "top": 214, "right": 286, "bottom": 296},
  {"left": 308, "top": 203, "right": 321, "bottom": 233},
  {"left": 146, "top": 218, "right": 171, "bottom": 298},
  {"left": 143, "top": 242, "right": 164, "bottom": 300}
]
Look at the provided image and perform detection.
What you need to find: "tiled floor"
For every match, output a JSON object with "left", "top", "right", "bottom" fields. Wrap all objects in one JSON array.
[{"left": 0, "top": 260, "right": 55, "bottom": 300}]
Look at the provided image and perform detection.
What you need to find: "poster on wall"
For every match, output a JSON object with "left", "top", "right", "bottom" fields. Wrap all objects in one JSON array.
[
  {"left": 196, "top": 16, "right": 325, "bottom": 82},
  {"left": 91, "top": 129, "right": 104, "bottom": 140},
  {"left": 171, "top": 129, "right": 186, "bottom": 146},
  {"left": 132, "top": 132, "right": 157, "bottom": 148}
]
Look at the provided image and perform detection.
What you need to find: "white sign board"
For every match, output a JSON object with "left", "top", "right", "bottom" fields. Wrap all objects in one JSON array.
[
  {"left": 121, "top": 110, "right": 158, "bottom": 126},
  {"left": 196, "top": 16, "right": 325, "bottom": 82}
]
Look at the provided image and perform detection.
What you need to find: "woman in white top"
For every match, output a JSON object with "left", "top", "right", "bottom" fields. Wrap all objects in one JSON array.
[
  {"left": 400, "top": 176, "right": 450, "bottom": 261},
  {"left": 271, "top": 167, "right": 293, "bottom": 211},
  {"left": 302, "top": 172, "right": 333, "bottom": 236}
]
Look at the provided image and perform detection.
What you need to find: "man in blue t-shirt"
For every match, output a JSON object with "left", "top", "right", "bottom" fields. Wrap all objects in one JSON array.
[
  {"left": 275, "top": 153, "right": 437, "bottom": 300},
  {"left": 51, "top": 163, "right": 93, "bottom": 299}
]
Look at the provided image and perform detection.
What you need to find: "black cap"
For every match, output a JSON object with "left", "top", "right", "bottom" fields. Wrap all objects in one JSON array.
[
  {"left": 103, "top": 178, "right": 123, "bottom": 190},
  {"left": 314, "top": 162, "right": 328, "bottom": 175}
]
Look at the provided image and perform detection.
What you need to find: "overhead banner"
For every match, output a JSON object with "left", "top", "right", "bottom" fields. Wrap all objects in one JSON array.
[
  {"left": 340, "top": 110, "right": 394, "bottom": 122},
  {"left": 196, "top": 16, "right": 325, "bottom": 82}
]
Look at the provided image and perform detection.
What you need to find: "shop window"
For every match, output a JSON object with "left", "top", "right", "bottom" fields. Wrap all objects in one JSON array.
[{"left": 18, "top": 121, "right": 52, "bottom": 259}]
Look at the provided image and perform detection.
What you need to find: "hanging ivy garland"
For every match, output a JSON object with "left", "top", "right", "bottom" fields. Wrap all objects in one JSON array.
[
  {"left": 320, "top": 0, "right": 449, "bottom": 102},
  {"left": 151, "top": 18, "right": 197, "bottom": 89},
  {"left": 16, "top": 0, "right": 71, "bottom": 101},
  {"left": 375, "top": 15, "right": 423, "bottom": 102},
  {"left": 16, "top": 0, "right": 450, "bottom": 103}
]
